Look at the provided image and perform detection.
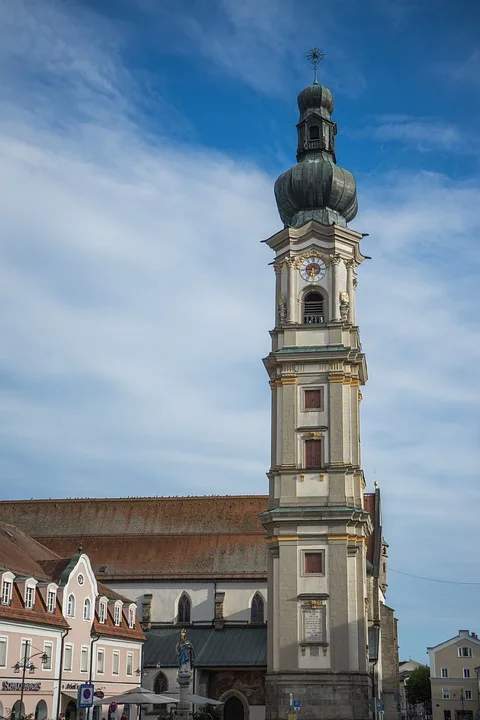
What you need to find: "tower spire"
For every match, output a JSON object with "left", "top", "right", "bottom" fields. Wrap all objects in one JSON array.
[
  {"left": 274, "top": 55, "right": 358, "bottom": 229},
  {"left": 305, "top": 47, "right": 325, "bottom": 85}
]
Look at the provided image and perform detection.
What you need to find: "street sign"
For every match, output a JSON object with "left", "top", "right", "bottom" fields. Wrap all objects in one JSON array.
[
  {"left": 94, "top": 691, "right": 105, "bottom": 699},
  {"left": 294, "top": 700, "right": 301, "bottom": 710},
  {"left": 78, "top": 684, "right": 94, "bottom": 708}
]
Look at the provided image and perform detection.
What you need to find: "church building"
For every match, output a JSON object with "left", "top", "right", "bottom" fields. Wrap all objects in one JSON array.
[{"left": 0, "top": 64, "right": 399, "bottom": 720}]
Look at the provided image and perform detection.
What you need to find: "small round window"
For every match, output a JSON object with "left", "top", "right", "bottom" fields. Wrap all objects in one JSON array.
[{"left": 78, "top": 574, "right": 85, "bottom": 586}]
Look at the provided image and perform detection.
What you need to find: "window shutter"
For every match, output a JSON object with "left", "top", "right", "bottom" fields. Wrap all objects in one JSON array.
[
  {"left": 305, "top": 439, "right": 322, "bottom": 468},
  {"left": 304, "top": 552, "right": 323, "bottom": 574},
  {"left": 305, "top": 390, "right": 321, "bottom": 409}
]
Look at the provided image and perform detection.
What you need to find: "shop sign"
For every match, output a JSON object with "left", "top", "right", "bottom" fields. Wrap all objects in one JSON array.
[{"left": 2, "top": 681, "right": 41, "bottom": 692}]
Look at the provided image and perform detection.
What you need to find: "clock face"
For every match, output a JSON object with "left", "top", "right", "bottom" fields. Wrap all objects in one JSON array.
[{"left": 300, "top": 256, "right": 327, "bottom": 283}]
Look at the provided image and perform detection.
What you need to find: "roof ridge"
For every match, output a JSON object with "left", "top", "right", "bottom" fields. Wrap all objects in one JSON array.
[{"left": 0, "top": 495, "right": 268, "bottom": 503}]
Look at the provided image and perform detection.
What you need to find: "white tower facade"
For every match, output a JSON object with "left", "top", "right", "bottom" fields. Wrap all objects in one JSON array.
[{"left": 261, "top": 77, "right": 373, "bottom": 720}]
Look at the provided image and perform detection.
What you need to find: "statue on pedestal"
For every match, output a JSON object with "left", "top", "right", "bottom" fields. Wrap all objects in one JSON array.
[{"left": 176, "top": 628, "right": 195, "bottom": 676}]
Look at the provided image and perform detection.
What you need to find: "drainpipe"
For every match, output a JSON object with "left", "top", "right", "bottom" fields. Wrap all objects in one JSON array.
[
  {"left": 87, "top": 635, "right": 100, "bottom": 720},
  {"left": 55, "top": 629, "right": 71, "bottom": 720}
]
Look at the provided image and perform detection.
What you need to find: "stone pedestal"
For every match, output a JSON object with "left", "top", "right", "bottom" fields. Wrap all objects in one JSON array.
[
  {"left": 265, "top": 672, "right": 372, "bottom": 720},
  {"left": 176, "top": 670, "right": 192, "bottom": 720}
]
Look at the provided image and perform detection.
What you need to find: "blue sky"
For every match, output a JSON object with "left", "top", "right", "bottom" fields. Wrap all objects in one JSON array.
[{"left": 0, "top": 0, "right": 479, "bottom": 663}]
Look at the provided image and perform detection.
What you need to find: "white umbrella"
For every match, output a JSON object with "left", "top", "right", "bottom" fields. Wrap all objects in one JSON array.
[{"left": 93, "top": 687, "right": 179, "bottom": 706}]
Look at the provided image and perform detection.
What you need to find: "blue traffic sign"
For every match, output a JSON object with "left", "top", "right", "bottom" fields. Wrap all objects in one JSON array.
[
  {"left": 78, "top": 684, "right": 94, "bottom": 708},
  {"left": 293, "top": 700, "right": 301, "bottom": 710}
]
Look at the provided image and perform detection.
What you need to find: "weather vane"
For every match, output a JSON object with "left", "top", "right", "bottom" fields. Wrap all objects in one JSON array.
[{"left": 305, "top": 47, "right": 325, "bottom": 84}]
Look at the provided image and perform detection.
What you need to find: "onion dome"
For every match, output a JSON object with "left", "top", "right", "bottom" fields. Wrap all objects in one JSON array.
[{"left": 274, "top": 80, "right": 358, "bottom": 228}]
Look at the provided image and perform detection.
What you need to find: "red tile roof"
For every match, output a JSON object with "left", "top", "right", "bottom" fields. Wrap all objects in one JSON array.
[
  {"left": 36, "top": 533, "right": 268, "bottom": 579},
  {"left": 0, "top": 496, "right": 267, "bottom": 536},
  {"left": 0, "top": 520, "right": 144, "bottom": 641},
  {"left": 0, "top": 495, "right": 380, "bottom": 581},
  {"left": 0, "top": 522, "right": 59, "bottom": 579},
  {"left": 93, "top": 605, "right": 145, "bottom": 642},
  {"left": 0, "top": 580, "right": 69, "bottom": 629}
]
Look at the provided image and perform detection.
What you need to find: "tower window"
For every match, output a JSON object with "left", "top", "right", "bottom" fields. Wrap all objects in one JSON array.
[
  {"left": 304, "top": 552, "right": 324, "bottom": 575},
  {"left": 178, "top": 593, "right": 191, "bottom": 624},
  {"left": 309, "top": 125, "right": 320, "bottom": 140},
  {"left": 304, "top": 389, "right": 322, "bottom": 410},
  {"left": 250, "top": 593, "right": 265, "bottom": 624},
  {"left": 305, "top": 439, "right": 322, "bottom": 469},
  {"left": 303, "top": 292, "right": 324, "bottom": 324}
]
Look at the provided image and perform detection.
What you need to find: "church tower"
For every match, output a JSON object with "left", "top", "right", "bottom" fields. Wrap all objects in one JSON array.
[{"left": 261, "top": 59, "right": 373, "bottom": 720}]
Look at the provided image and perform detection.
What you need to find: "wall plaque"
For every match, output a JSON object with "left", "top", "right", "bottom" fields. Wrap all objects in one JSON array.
[{"left": 302, "top": 605, "right": 325, "bottom": 643}]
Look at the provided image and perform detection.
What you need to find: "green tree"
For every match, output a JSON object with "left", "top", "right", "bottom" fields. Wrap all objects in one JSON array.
[{"left": 406, "top": 665, "right": 432, "bottom": 714}]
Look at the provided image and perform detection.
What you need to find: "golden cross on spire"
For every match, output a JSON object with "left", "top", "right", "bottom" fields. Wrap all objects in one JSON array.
[{"left": 305, "top": 47, "right": 325, "bottom": 84}]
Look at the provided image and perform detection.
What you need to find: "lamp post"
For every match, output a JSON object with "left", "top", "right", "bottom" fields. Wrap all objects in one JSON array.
[{"left": 13, "top": 640, "right": 49, "bottom": 720}]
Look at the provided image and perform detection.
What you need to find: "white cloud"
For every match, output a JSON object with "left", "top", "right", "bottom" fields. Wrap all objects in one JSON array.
[
  {"left": 353, "top": 116, "right": 473, "bottom": 153},
  {"left": 135, "top": 0, "right": 367, "bottom": 98}
]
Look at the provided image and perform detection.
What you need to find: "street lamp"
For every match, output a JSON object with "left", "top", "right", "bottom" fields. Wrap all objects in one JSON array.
[{"left": 12, "top": 640, "right": 49, "bottom": 720}]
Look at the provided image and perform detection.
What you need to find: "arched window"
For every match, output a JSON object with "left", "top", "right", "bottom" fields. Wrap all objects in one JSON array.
[
  {"left": 129, "top": 605, "right": 136, "bottom": 629},
  {"left": 83, "top": 598, "right": 91, "bottom": 620},
  {"left": 303, "top": 291, "right": 325, "bottom": 324},
  {"left": 35, "top": 700, "right": 48, "bottom": 720},
  {"left": 154, "top": 671, "right": 168, "bottom": 695},
  {"left": 153, "top": 672, "right": 169, "bottom": 711},
  {"left": 309, "top": 125, "right": 320, "bottom": 140},
  {"left": 114, "top": 602, "right": 122, "bottom": 626},
  {"left": 177, "top": 593, "right": 191, "bottom": 624},
  {"left": 250, "top": 593, "right": 264, "bottom": 624},
  {"left": 12, "top": 701, "right": 25, "bottom": 720},
  {"left": 66, "top": 593, "right": 76, "bottom": 618}
]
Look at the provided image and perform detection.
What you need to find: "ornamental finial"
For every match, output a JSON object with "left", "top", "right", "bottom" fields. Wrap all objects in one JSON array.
[{"left": 305, "top": 47, "right": 325, "bottom": 85}]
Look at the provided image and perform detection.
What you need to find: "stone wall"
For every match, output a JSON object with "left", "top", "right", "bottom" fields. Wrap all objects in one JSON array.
[{"left": 380, "top": 604, "right": 400, "bottom": 720}]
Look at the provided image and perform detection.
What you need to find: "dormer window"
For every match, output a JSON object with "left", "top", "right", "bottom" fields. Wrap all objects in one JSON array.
[
  {"left": 25, "top": 585, "right": 35, "bottom": 609},
  {"left": 1, "top": 574, "right": 13, "bottom": 605},
  {"left": 309, "top": 125, "right": 320, "bottom": 140},
  {"left": 47, "top": 590, "right": 56, "bottom": 613},
  {"left": 114, "top": 602, "right": 122, "bottom": 626},
  {"left": 83, "top": 598, "right": 91, "bottom": 621},
  {"left": 99, "top": 599, "right": 107, "bottom": 624},
  {"left": 304, "top": 291, "right": 325, "bottom": 324},
  {"left": 66, "top": 593, "right": 76, "bottom": 618},
  {"left": 128, "top": 606, "right": 136, "bottom": 629}
]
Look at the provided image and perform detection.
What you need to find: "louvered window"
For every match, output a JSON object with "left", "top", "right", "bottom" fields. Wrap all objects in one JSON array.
[{"left": 304, "top": 292, "right": 325, "bottom": 324}]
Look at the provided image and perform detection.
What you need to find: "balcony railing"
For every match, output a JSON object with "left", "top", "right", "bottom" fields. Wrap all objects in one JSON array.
[{"left": 303, "top": 314, "right": 325, "bottom": 325}]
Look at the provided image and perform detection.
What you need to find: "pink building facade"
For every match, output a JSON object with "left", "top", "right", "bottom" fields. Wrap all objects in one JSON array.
[{"left": 0, "top": 523, "right": 144, "bottom": 720}]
